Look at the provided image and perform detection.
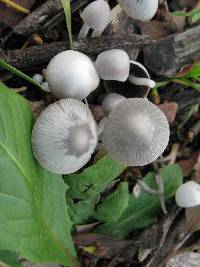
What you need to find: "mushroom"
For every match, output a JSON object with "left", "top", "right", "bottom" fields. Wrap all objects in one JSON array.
[
  {"left": 46, "top": 50, "right": 100, "bottom": 100},
  {"left": 78, "top": 0, "right": 111, "bottom": 39},
  {"left": 117, "top": 0, "right": 158, "bottom": 21},
  {"left": 98, "top": 93, "right": 126, "bottom": 137},
  {"left": 95, "top": 49, "right": 155, "bottom": 91},
  {"left": 95, "top": 49, "right": 130, "bottom": 82},
  {"left": 32, "top": 98, "right": 98, "bottom": 174},
  {"left": 102, "top": 98, "right": 169, "bottom": 166},
  {"left": 102, "top": 93, "right": 126, "bottom": 113},
  {"left": 32, "top": 73, "right": 43, "bottom": 84},
  {"left": 175, "top": 181, "right": 200, "bottom": 208}
]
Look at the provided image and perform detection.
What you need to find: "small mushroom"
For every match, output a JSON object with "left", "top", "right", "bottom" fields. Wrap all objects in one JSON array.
[
  {"left": 175, "top": 181, "right": 200, "bottom": 208},
  {"left": 103, "top": 98, "right": 169, "bottom": 166},
  {"left": 95, "top": 49, "right": 155, "bottom": 90},
  {"left": 117, "top": 0, "right": 158, "bottom": 21},
  {"left": 95, "top": 49, "right": 130, "bottom": 82},
  {"left": 102, "top": 93, "right": 126, "bottom": 113},
  {"left": 32, "top": 73, "right": 43, "bottom": 84},
  {"left": 46, "top": 50, "right": 100, "bottom": 100},
  {"left": 32, "top": 98, "right": 98, "bottom": 174},
  {"left": 78, "top": 0, "right": 111, "bottom": 39}
]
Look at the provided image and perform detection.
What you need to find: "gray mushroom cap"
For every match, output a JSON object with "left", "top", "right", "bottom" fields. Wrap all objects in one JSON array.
[
  {"left": 46, "top": 50, "right": 100, "bottom": 100},
  {"left": 32, "top": 99, "right": 98, "bottom": 174},
  {"left": 103, "top": 98, "right": 170, "bottom": 166},
  {"left": 117, "top": 0, "right": 158, "bottom": 21}
]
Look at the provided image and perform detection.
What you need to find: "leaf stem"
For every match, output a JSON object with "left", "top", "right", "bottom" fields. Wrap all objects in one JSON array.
[{"left": 0, "top": 0, "right": 30, "bottom": 14}]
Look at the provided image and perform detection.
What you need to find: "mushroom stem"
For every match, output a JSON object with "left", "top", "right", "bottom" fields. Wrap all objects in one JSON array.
[
  {"left": 129, "top": 60, "right": 155, "bottom": 97},
  {"left": 128, "top": 75, "right": 155, "bottom": 88},
  {"left": 92, "top": 4, "right": 122, "bottom": 37},
  {"left": 156, "top": 173, "right": 167, "bottom": 214},
  {"left": 78, "top": 24, "right": 90, "bottom": 39}
]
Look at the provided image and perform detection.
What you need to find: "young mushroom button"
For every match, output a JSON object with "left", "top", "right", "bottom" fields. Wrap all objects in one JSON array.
[
  {"left": 95, "top": 49, "right": 130, "bottom": 82},
  {"left": 78, "top": 0, "right": 111, "bottom": 39},
  {"left": 103, "top": 98, "right": 170, "bottom": 166},
  {"left": 117, "top": 0, "right": 158, "bottom": 21},
  {"left": 175, "top": 181, "right": 200, "bottom": 208},
  {"left": 102, "top": 93, "right": 126, "bottom": 113},
  {"left": 32, "top": 99, "right": 98, "bottom": 174},
  {"left": 46, "top": 50, "right": 100, "bottom": 100}
]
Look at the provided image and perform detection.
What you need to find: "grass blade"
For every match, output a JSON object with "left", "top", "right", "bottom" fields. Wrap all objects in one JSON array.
[
  {"left": 60, "top": 0, "right": 73, "bottom": 48},
  {"left": 0, "top": 58, "right": 42, "bottom": 89}
]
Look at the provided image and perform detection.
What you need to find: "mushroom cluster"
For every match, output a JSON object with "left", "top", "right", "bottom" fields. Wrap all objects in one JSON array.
[
  {"left": 31, "top": 1, "right": 169, "bottom": 175},
  {"left": 31, "top": 46, "right": 170, "bottom": 174},
  {"left": 78, "top": 0, "right": 159, "bottom": 39}
]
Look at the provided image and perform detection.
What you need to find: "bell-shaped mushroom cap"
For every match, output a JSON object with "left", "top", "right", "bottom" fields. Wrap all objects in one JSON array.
[
  {"left": 102, "top": 93, "right": 126, "bottom": 113},
  {"left": 46, "top": 50, "right": 100, "bottom": 100},
  {"left": 103, "top": 98, "right": 169, "bottom": 166},
  {"left": 95, "top": 49, "right": 130, "bottom": 82},
  {"left": 117, "top": 0, "right": 158, "bottom": 21},
  {"left": 81, "top": 0, "right": 111, "bottom": 31},
  {"left": 32, "top": 99, "right": 98, "bottom": 174},
  {"left": 175, "top": 181, "right": 200, "bottom": 208}
]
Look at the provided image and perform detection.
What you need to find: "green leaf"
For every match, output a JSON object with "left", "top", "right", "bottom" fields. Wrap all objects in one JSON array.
[
  {"left": 64, "top": 155, "right": 126, "bottom": 224},
  {"left": 96, "top": 164, "right": 183, "bottom": 238},
  {"left": 0, "top": 82, "right": 78, "bottom": 267},
  {"left": 0, "top": 251, "right": 22, "bottom": 267},
  {"left": 0, "top": 58, "right": 42, "bottom": 89},
  {"left": 95, "top": 182, "right": 129, "bottom": 223},
  {"left": 60, "top": 0, "right": 73, "bottom": 48}
]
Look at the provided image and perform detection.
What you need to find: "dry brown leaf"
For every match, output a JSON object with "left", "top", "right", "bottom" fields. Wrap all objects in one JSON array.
[
  {"left": 140, "top": 21, "right": 171, "bottom": 40},
  {"left": 158, "top": 102, "right": 178, "bottom": 123},
  {"left": 186, "top": 205, "right": 200, "bottom": 233},
  {"left": 178, "top": 152, "right": 199, "bottom": 177}
]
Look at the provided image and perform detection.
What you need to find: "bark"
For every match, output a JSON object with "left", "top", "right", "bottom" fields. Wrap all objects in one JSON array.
[{"left": 144, "top": 24, "right": 200, "bottom": 77}]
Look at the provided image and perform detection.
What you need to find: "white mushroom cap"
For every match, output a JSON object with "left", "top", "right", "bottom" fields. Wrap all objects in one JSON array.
[
  {"left": 117, "top": 0, "right": 158, "bottom": 21},
  {"left": 46, "top": 50, "right": 100, "bottom": 100},
  {"left": 103, "top": 98, "right": 169, "bottom": 166},
  {"left": 81, "top": 0, "right": 111, "bottom": 31},
  {"left": 95, "top": 49, "right": 130, "bottom": 82},
  {"left": 175, "top": 181, "right": 200, "bottom": 208},
  {"left": 32, "top": 99, "right": 98, "bottom": 174},
  {"left": 102, "top": 93, "right": 126, "bottom": 113}
]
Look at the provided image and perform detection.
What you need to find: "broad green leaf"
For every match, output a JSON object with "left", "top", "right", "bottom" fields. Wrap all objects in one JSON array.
[
  {"left": 65, "top": 155, "right": 125, "bottom": 200},
  {"left": 60, "top": 0, "right": 73, "bottom": 48},
  {"left": 0, "top": 251, "right": 22, "bottom": 267},
  {"left": 0, "top": 82, "right": 78, "bottom": 267},
  {"left": 0, "top": 59, "right": 42, "bottom": 89},
  {"left": 64, "top": 155, "right": 126, "bottom": 224},
  {"left": 95, "top": 182, "right": 129, "bottom": 223},
  {"left": 68, "top": 200, "right": 95, "bottom": 225},
  {"left": 96, "top": 164, "right": 183, "bottom": 238}
]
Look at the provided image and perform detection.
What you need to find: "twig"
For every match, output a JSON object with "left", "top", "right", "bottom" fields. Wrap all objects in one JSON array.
[
  {"left": 13, "top": 0, "right": 90, "bottom": 35},
  {"left": 0, "top": 34, "right": 152, "bottom": 70}
]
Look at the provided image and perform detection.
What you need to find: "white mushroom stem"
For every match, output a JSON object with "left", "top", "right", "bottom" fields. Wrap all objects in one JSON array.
[
  {"left": 129, "top": 60, "right": 156, "bottom": 96},
  {"left": 128, "top": 75, "right": 155, "bottom": 88},
  {"left": 78, "top": 24, "right": 90, "bottom": 39}
]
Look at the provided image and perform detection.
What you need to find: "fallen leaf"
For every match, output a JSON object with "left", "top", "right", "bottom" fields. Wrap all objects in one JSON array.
[
  {"left": 186, "top": 205, "right": 200, "bottom": 233},
  {"left": 178, "top": 152, "right": 199, "bottom": 177},
  {"left": 140, "top": 21, "right": 171, "bottom": 40},
  {"left": 158, "top": 102, "right": 178, "bottom": 123}
]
